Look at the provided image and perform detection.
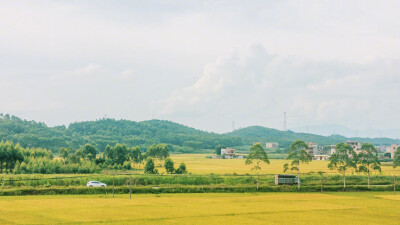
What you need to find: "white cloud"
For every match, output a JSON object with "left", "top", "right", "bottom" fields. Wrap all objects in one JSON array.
[
  {"left": 160, "top": 45, "right": 400, "bottom": 132},
  {"left": 0, "top": 1, "right": 399, "bottom": 134}
]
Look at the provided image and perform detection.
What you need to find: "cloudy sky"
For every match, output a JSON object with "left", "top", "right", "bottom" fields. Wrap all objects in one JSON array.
[{"left": 0, "top": 0, "right": 399, "bottom": 134}]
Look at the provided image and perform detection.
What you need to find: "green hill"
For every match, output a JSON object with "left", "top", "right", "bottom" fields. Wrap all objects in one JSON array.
[
  {"left": 0, "top": 114, "right": 398, "bottom": 153},
  {"left": 226, "top": 126, "right": 400, "bottom": 148},
  {"left": 0, "top": 114, "right": 241, "bottom": 152}
]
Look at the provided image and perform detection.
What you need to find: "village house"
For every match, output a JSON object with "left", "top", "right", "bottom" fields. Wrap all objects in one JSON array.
[
  {"left": 265, "top": 142, "right": 279, "bottom": 150},
  {"left": 306, "top": 142, "right": 317, "bottom": 157},
  {"left": 329, "top": 145, "right": 336, "bottom": 155},
  {"left": 346, "top": 141, "right": 362, "bottom": 154},
  {"left": 386, "top": 144, "right": 399, "bottom": 159},
  {"left": 212, "top": 147, "right": 243, "bottom": 159},
  {"left": 313, "top": 155, "right": 330, "bottom": 160}
]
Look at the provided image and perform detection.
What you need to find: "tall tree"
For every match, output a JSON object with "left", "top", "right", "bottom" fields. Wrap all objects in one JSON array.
[
  {"left": 245, "top": 143, "right": 270, "bottom": 190},
  {"left": 59, "top": 147, "right": 69, "bottom": 160},
  {"left": 83, "top": 144, "right": 97, "bottom": 160},
  {"left": 394, "top": 147, "right": 400, "bottom": 168},
  {"left": 283, "top": 140, "right": 312, "bottom": 191},
  {"left": 146, "top": 144, "right": 169, "bottom": 166},
  {"left": 112, "top": 144, "right": 129, "bottom": 165},
  {"left": 214, "top": 145, "right": 225, "bottom": 155},
  {"left": 393, "top": 147, "right": 400, "bottom": 194},
  {"left": 129, "top": 146, "right": 143, "bottom": 169},
  {"left": 164, "top": 157, "right": 175, "bottom": 174},
  {"left": 328, "top": 143, "right": 357, "bottom": 190},
  {"left": 144, "top": 158, "right": 158, "bottom": 174},
  {"left": 357, "top": 143, "right": 381, "bottom": 189}
]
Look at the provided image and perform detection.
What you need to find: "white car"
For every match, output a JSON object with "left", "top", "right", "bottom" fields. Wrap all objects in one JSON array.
[{"left": 86, "top": 181, "right": 107, "bottom": 187}]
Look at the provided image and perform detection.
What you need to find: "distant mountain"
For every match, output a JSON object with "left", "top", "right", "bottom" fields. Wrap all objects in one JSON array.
[
  {"left": 226, "top": 126, "right": 400, "bottom": 148},
  {"left": 292, "top": 124, "right": 400, "bottom": 139}
]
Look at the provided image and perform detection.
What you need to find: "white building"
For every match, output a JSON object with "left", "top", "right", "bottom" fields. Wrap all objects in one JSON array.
[
  {"left": 265, "top": 142, "right": 279, "bottom": 150},
  {"left": 220, "top": 148, "right": 243, "bottom": 159},
  {"left": 314, "top": 155, "right": 330, "bottom": 160}
]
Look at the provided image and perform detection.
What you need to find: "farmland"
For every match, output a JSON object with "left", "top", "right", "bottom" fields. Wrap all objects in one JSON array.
[
  {"left": 169, "top": 154, "right": 400, "bottom": 175},
  {"left": 1, "top": 154, "right": 400, "bottom": 196},
  {"left": 0, "top": 192, "right": 399, "bottom": 224}
]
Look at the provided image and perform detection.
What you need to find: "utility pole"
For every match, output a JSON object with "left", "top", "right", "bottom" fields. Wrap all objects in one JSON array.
[
  {"left": 321, "top": 173, "right": 324, "bottom": 193},
  {"left": 318, "top": 171, "right": 324, "bottom": 193},
  {"left": 112, "top": 175, "right": 115, "bottom": 198},
  {"left": 232, "top": 121, "right": 235, "bottom": 131},
  {"left": 394, "top": 173, "right": 396, "bottom": 195},
  {"left": 283, "top": 112, "right": 287, "bottom": 131},
  {"left": 129, "top": 174, "right": 132, "bottom": 199}
]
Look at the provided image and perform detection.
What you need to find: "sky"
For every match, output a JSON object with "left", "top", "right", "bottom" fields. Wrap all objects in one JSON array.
[{"left": 0, "top": 0, "right": 399, "bottom": 135}]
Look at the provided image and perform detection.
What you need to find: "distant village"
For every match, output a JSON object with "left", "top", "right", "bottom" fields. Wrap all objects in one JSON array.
[{"left": 213, "top": 141, "right": 399, "bottom": 160}]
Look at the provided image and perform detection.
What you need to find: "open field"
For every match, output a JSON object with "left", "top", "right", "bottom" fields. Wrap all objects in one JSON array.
[
  {"left": 1, "top": 154, "right": 399, "bottom": 196},
  {"left": 170, "top": 154, "right": 400, "bottom": 175},
  {"left": 0, "top": 192, "right": 399, "bottom": 224}
]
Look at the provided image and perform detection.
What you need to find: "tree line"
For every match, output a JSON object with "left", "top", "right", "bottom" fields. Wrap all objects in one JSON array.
[
  {"left": 246, "top": 140, "right": 400, "bottom": 190},
  {"left": 0, "top": 141, "right": 186, "bottom": 174}
]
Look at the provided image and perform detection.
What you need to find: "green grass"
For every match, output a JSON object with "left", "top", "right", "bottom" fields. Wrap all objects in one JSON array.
[{"left": 0, "top": 192, "right": 399, "bottom": 224}]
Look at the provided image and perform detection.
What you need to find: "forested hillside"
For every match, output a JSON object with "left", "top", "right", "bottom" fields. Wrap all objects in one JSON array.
[
  {"left": 0, "top": 114, "right": 241, "bottom": 153},
  {"left": 226, "top": 126, "right": 400, "bottom": 148},
  {"left": 1, "top": 114, "right": 398, "bottom": 153}
]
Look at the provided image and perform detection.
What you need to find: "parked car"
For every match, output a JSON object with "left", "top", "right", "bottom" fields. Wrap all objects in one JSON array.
[{"left": 86, "top": 181, "right": 107, "bottom": 187}]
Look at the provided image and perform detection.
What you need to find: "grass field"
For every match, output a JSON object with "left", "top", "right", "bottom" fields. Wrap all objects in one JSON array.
[
  {"left": 0, "top": 192, "right": 399, "bottom": 224},
  {"left": 169, "top": 154, "right": 400, "bottom": 175}
]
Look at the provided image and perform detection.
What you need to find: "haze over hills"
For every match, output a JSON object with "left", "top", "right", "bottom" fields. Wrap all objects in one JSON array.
[
  {"left": 0, "top": 114, "right": 399, "bottom": 153},
  {"left": 291, "top": 124, "right": 400, "bottom": 139},
  {"left": 226, "top": 126, "right": 400, "bottom": 148}
]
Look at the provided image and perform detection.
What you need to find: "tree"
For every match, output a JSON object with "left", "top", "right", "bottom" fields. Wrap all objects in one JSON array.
[
  {"left": 146, "top": 144, "right": 169, "bottom": 166},
  {"left": 357, "top": 143, "right": 381, "bottom": 189},
  {"left": 129, "top": 146, "right": 143, "bottom": 169},
  {"left": 283, "top": 140, "right": 312, "bottom": 191},
  {"left": 393, "top": 147, "right": 400, "bottom": 194},
  {"left": 394, "top": 147, "right": 400, "bottom": 168},
  {"left": 322, "top": 146, "right": 330, "bottom": 155},
  {"left": 59, "top": 147, "right": 69, "bottom": 159},
  {"left": 110, "top": 144, "right": 129, "bottom": 165},
  {"left": 245, "top": 143, "right": 270, "bottom": 190},
  {"left": 214, "top": 145, "right": 225, "bottom": 155},
  {"left": 164, "top": 158, "right": 175, "bottom": 174},
  {"left": 328, "top": 143, "right": 357, "bottom": 190},
  {"left": 175, "top": 163, "right": 187, "bottom": 174},
  {"left": 104, "top": 145, "right": 112, "bottom": 159},
  {"left": 144, "top": 158, "right": 158, "bottom": 174},
  {"left": 83, "top": 144, "right": 96, "bottom": 160},
  {"left": 74, "top": 149, "right": 84, "bottom": 161}
]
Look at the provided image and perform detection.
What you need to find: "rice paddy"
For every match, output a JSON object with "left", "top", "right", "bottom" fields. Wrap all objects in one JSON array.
[
  {"left": 0, "top": 192, "right": 399, "bottom": 224},
  {"left": 169, "top": 154, "right": 400, "bottom": 175}
]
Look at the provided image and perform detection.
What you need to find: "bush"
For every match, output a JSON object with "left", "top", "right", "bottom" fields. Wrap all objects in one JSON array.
[
  {"left": 144, "top": 158, "right": 158, "bottom": 174},
  {"left": 175, "top": 163, "right": 187, "bottom": 174}
]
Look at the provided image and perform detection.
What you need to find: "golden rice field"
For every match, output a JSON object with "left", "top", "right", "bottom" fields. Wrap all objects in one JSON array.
[
  {"left": 0, "top": 192, "right": 399, "bottom": 224},
  {"left": 168, "top": 154, "right": 400, "bottom": 175}
]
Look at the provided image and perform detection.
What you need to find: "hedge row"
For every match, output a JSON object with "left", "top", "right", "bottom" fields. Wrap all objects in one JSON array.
[
  {"left": 1, "top": 184, "right": 398, "bottom": 196},
  {"left": 1, "top": 174, "right": 398, "bottom": 188}
]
